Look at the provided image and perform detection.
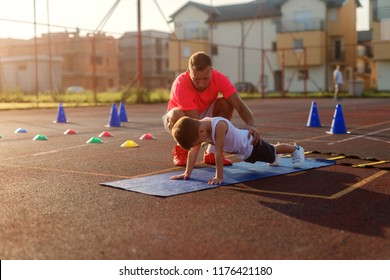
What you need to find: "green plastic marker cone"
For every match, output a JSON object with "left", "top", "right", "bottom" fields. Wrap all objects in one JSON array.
[
  {"left": 86, "top": 137, "right": 103, "bottom": 144},
  {"left": 33, "top": 134, "right": 48, "bottom": 141}
]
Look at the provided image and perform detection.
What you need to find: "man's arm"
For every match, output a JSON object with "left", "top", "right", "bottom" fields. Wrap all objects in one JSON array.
[
  {"left": 184, "top": 109, "right": 201, "bottom": 119},
  {"left": 226, "top": 92, "right": 260, "bottom": 144}
]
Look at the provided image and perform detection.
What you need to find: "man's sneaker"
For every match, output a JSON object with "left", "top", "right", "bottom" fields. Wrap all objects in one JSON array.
[
  {"left": 269, "top": 154, "right": 282, "bottom": 167},
  {"left": 291, "top": 145, "right": 305, "bottom": 168},
  {"left": 172, "top": 145, "right": 188, "bottom": 166},
  {"left": 204, "top": 151, "right": 233, "bottom": 166}
]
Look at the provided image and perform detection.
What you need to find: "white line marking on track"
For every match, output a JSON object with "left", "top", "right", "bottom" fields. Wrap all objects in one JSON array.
[
  {"left": 328, "top": 127, "right": 390, "bottom": 145},
  {"left": 3, "top": 144, "right": 89, "bottom": 161}
]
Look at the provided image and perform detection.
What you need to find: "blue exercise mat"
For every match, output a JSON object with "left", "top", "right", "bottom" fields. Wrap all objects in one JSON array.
[{"left": 100, "top": 158, "right": 335, "bottom": 197}]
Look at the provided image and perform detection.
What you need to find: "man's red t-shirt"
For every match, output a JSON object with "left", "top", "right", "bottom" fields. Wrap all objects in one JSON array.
[{"left": 167, "top": 69, "right": 236, "bottom": 114}]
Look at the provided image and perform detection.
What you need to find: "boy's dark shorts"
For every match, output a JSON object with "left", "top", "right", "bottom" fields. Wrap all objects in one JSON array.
[{"left": 244, "top": 140, "right": 275, "bottom": 164}]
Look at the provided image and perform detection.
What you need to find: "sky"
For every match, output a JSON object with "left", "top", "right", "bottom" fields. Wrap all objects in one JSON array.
[{"left": 0, "top": 0, "right": 369, "bottom": 40}]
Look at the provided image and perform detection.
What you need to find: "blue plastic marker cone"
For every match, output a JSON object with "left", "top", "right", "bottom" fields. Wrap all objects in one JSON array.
[
  {"left": 54, "top": 102, "right": 68, "bottom": 123},
  {"left": 327, "top": 104, "right": 348, "bottom": 134},
  {"left": 119, "top": 101, "right": 129, "bottom": 122},
  {"left": 306, "top": 101, "right": 322, "bottom": 127},
  {"left": 106, "top": 103, "right": 121, "bottom": 127},
  {"left": 15, "top": 128, "right": 27, "bottom": 133}
]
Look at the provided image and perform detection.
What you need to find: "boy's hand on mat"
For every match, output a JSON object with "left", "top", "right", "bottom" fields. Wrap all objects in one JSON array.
[
  {"left": 170, "top": 173, "right": 190, "bottom": 180},
  {"left": 208, "top": 177, "right": 223, "bottom": 185}
]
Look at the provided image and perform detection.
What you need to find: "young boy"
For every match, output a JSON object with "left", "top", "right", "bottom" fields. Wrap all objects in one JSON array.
[{"left": 171, "top": 116, "right": 305, "bottom": 185}]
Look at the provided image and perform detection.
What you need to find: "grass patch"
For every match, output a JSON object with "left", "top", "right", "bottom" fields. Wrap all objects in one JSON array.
[{"left": 0, "top": 89, "right": 389, "bottom": 110}]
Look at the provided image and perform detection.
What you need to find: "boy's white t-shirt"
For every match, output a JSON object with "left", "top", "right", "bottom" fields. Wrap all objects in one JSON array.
[{"left": 208, "top": 117, "right": 253, "bottom": 160}]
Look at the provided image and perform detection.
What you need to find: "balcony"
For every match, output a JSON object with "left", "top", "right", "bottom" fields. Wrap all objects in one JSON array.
[
  {"left": 182, "top": 28, "right": 209, "bottom": 40},
  {"left": 357, "top": 66, "right": 371, "bottom": 74},
  {"left": 276, "top": 18, "right": 325, "bottom": 33}
]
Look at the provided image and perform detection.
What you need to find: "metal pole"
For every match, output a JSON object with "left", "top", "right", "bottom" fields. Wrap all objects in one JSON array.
[
  {"left": 261, "top": 49, "right": 265, "bottom": 97},
  {"left": 281, "top": 49, "right": 285, "bottom": 97},
  {"left": 92, "top": 35, "right": 97, "bottom": 105},
  {"left": 46, "top": 0, "right": 53, "bottom": 96},
  {"left": 137, "top": 0, "right": 143, "bottom": 103},
  {"left": 33, "top": 0, "right": 39, "bottom": 106},
  {"left": 209, "top": 0, "right": 213, "bottom": 58},
  {"left": 260, "top": 11, "right": 264, "bottom": 97}
]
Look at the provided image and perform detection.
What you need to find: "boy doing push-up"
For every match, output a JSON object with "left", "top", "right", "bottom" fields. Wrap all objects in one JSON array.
[{"left": 171, "top": 116, "right": 305, "bottom": 185}]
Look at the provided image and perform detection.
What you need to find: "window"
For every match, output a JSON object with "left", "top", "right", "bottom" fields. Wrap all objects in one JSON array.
[
  {"left": 333, "top": 38, "right": 344, "bottom": 61},
  {"left": 381, "top": 18, "right": 390, "bottom": 40},
  {"left": 293, "top": 10, "right": 313, "bottom": 30},
  {"left": 181, "top": 46, "right": 191, "bottom": 58},
  {"left": 91, "top": 56, "right": 103, "bottom": 65},
  {"left": 272, "top": 41, "right": 277, "bottom": 52},
  {"left": 18, "top": 64, "right": 27, "bottom": 71},
  {"left": 329, "top": 9, "right": 337, "bottom": 21},
  {"left": 156, "top": 58, "right": 162, "bottom": 74},
  {"left": 183, "top": 21, "right": 200, "bottom": 40},
  {"left": 155, "top": 38, "right": 162, "bottom": 55},
  {"left": 298, "top": 69, "right": 308, "bottom": 80},
  {"left": 293, "top": 39, "right": 304, "bottom": 51},
  {"left": 211, "top": 44, "right": 218, "bottom": 55}
]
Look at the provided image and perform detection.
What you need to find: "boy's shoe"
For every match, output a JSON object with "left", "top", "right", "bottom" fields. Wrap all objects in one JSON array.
[
  {"left": 204, "top": 151, "right": 233, "bottom": 166},
  {"left": 269, "top": 154, "right": 282, "bottom": 167},
  {"left": 291, "top": 145, "right": 305, "bottom": 168},
  {"left": 172, "top": 145, "right": 188, "bottom": 166}
]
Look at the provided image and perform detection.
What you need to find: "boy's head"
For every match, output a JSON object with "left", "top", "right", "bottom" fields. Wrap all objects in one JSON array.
[{"left": 172, "top": 116, "right": 201, "bottom": 150}]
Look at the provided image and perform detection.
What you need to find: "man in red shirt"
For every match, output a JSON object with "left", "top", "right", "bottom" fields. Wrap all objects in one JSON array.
[{"left": 163, "top": 51, "right": 260, "bottom": 166}]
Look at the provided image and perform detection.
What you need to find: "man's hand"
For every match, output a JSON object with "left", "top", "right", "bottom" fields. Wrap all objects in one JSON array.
[
  {"left": 247, "top": 125, "right": 261, "bottom": 145},
  {"left": 208, "top": 177, "right": 223, "bottom": 185},
  {"left": 170, "top": 173, "right": 190, "bottom": 180}
]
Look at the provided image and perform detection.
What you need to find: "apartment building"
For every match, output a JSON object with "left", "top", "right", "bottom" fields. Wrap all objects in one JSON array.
[
  {"left": 0, "top": 31, "right": 119, "bottom": 93},
  {"left": 119, "top": 30, "right": 175, "bottom": 90},
  {"left": 371, "top": 0, "right": 390, "bottom": 91},
  {"left": 0, "top": 38, "right": 63, "bottom": 92},
  {"left": 168, "top": 0, "right": 363, "bottom": 94},
  {"left": 356, "top": 30, "right": 376, "bottom": 90}
]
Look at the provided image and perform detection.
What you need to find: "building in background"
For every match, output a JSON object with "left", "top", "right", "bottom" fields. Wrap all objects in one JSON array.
[
  {"left": 119, "top": 30, "right": 175, "bottom": 90},
  {"left": 41, "top": 31, "right": 119, "bottom": 92},
  {"left": 168, "top": 0, "right": 364, "bottom": 94},
  {"left": 356, "top": 30, "right": 376, "bottom": 91},
  {"left": 2, "top": 0, "right": 389, "bottom": 94},
  {"left": 0, "top": 55, "right": 62, "bottom": 93},
  {"left": 371, "top": 0, "right": 390, "bottom": 91},
  {"left": 0, "top": 31, "right": 119, "bottom": 93}
]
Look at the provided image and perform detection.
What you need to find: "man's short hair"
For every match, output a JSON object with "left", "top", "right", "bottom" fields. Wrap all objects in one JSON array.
[
  {"left": 172, "top": 116, "right": 200, "bottom": 150},
  {"left": 189, "top": 51, "right": 212, "bottom": 72}
]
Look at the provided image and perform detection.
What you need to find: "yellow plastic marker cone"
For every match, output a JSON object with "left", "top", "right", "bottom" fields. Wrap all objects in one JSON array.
[{"left": 121, "top": 140, "right": 139, "bottom": 148}]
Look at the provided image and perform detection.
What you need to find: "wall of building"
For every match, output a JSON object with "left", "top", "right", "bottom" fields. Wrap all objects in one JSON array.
[
  {"left": 212, "top": 17, "right": 279, "bottom": 92},
  {"left": 120, "top": 30, "right": 174, "bottom": 90},
  {"left": 0, "top": 55, "right": 62, "bottom": 92}
]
